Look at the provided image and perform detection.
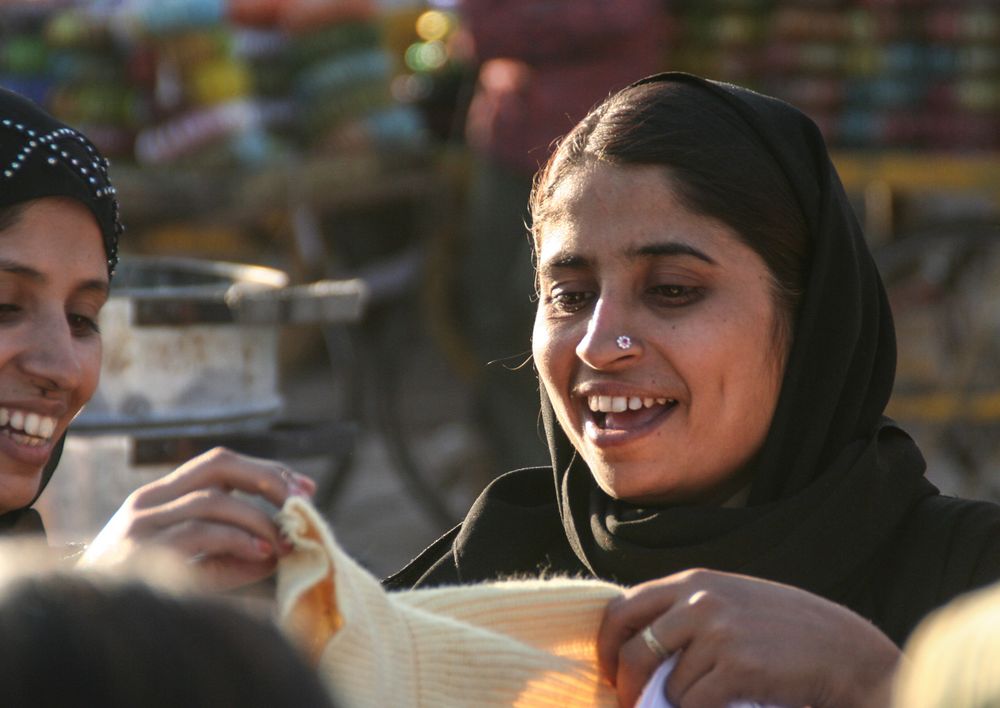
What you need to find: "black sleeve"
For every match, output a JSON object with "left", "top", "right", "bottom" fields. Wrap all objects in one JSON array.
[
  {"left": 873, "top": 494, "right": 1000, "bottom": 645},
  {"left": 382, "top": 524, "right": 462, "bottom": 590}
]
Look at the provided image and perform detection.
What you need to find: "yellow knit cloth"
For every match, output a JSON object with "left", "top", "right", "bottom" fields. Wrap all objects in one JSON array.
[{"left": 275, "top": 496, "right": 622, "bottom": 707}]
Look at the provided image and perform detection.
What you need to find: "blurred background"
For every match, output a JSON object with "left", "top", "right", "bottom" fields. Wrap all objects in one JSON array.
[{"left": 2, "top": 0, "right": 998, "bottom": 575}]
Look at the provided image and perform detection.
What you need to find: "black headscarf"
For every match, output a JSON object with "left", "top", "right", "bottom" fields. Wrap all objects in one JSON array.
[
  {"left": 549, "top": 74, "right": 938, "bottom": 598},
  {"left": 387, "top": 73, "right": 939, "bottom": 617},
  {"left": 0, "top": 87, "right": 123, "bottom": 533}
]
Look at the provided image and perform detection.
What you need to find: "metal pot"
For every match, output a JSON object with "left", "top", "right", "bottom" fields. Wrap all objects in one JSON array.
[
  {"left": 38, "top": 255, "right": 366, "bottom": 543},
  {"left": 73, "top": 255, "right": 366, "bottom": 435}
]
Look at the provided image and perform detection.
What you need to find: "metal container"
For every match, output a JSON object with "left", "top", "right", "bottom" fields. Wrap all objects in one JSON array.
[{"left": 37, "top": 256, "right": 366, "bottom": 543}]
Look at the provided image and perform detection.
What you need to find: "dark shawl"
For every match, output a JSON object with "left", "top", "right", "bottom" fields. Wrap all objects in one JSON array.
[
  {"left": 386, "top": 74, "right": 1000, "bottom": 646},
  {"left": 0, "top": 87, "right": 123, "bottom": 534}
]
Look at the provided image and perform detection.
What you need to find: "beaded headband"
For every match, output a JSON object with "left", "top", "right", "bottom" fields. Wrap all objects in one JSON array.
[{"left": 0, "top": 108, "right": 122, "bottom": 277}]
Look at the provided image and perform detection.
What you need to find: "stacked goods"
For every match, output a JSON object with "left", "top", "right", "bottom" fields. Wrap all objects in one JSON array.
[
  {"left": 0, "top": 0, "right": 427, "bottom": 166},
  {"left": 665, "top": 0, "right": 1000, "bottom": 151},
  {"left": 0, "top": 3, "right": 149, "bottom": 159}
]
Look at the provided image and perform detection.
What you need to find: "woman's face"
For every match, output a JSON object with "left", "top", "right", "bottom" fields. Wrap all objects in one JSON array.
[
  {"left": 0, "top": 198, "right": 108, "bottom": 513},
  {"left": 532, "top": 163, "right": 789, "bottom": 505}
]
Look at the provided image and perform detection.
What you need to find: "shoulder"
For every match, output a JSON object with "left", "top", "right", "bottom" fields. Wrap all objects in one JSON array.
[
  {"left": 383, "top": 466, "right": 574, "bottom": 590},
  {"left": 902, "top": 493, "right": 1000, "bottom": 554},
  {"left": 875, "top": 492, "right": 1000, "bottom": 642}
]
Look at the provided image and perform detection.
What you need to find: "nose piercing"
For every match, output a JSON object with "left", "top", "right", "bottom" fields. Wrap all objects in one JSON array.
[{"left": 616, "top": 335, "right": 632, "bottom": 350}]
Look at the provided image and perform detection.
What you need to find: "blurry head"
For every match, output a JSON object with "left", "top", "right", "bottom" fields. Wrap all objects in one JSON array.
[
  {"left": 0, "top": 565, "right": 335, "bottom": 708},
  {"left": 0, "top": 89, "right": 122, "bottom": 514},
  {"left": 894, "top": 581, "right": 1000, "bottom": 708},
  {"left": 530, "top": 79, "right": 810, "bottom": 504}
]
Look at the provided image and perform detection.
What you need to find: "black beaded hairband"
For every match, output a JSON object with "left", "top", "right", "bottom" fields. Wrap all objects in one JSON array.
[{"left": 0, "top": 118, "right": 122, "bottom": 275}]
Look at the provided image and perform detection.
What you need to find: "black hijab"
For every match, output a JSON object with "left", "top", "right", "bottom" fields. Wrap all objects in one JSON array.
[
  {"left": 388, "top": 73, "right": 938, "bottom": 613},
  {"left": 0, "top": 87, "right": 123, "bottom": 533},
  {"left": 547, "top": 74, "right": 938, "bottom": 597}
]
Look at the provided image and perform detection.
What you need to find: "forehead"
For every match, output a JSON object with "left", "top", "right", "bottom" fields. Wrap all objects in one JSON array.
[
  {"left": 0, "top": 197, "right": 108, "bottom": 283},
  {"left": 534, "top": 163, "right": 744, "bottom": 267}
]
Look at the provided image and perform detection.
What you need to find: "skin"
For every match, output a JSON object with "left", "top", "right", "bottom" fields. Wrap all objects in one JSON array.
[
  {"left": 598, "top": 570, "right": 898, "bottom": 708},
  {"left": 81, "top": 446, "right": 315, "bottom": 591},
  {"left": 0, "top": 198, "right": 107, "bottom": 513},
  {"left": 532, "top": 164, "right": 899, "bottom": 706},
  {"left": 532, "top": 162, "right": 787, "bottom": 505},
  {"left": 0, "top": 197, "right": 315, "bottom": 590}
]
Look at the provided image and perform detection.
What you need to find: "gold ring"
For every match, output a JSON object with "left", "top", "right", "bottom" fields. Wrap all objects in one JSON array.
[{"left": 641, "top": 625, "right": 670, "bottom": 661}]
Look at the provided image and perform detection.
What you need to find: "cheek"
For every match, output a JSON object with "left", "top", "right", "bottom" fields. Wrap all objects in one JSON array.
[
  {"left": 532, "top": 312, "right": 556, "bottom": 381},
  {"left": 532, "top": 314, "right": 575, "bottom": 417},
  {"left": 75, "top": 341, "right": 102, "bottom": 407}
]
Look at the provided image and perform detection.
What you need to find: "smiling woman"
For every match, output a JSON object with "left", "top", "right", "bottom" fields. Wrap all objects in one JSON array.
[
  {"left": 0, "top": 87, "right": 318, "bottom": 592},
  {"left": 0, "top": 198, "right": 107, "bottom": 516},
  {"left": 0, "top": 86, "right": 120, "bottom": 534},
  {"left": 387, "top": 74, "right": 1000, "bottom": 707},
  {"left": 532, "top": 163, "right": 788, "bottom": 506}
]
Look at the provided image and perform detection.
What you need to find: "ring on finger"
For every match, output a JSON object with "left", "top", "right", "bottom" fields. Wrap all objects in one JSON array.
[{"left": 641, "top": 625, "right": 670, "bottom": 661}]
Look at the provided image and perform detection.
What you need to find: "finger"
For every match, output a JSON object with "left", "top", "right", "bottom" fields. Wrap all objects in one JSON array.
[
  {"left": 157, "top": 518, "right": 281, "bottom": 562},
  {"left": 133, "top": 488, "right": 286, "bottom": 547},
  {"left": 133, "top": 447, "right": 314, "bottom": 508},
  {"left": 614, "top": 609, "right": 705, "bottom": 708},
  {"left": 663, "top": 639, "right": 718, "bottom": 707},
  {"left": 598, "top": 574, "right": 696, "bottom": 681},
  {"left": 615, "top": 629, "right": 670, "bottom": 707},
  {"left": 675, "top": 664, "right": 748, "bottom": 708}
]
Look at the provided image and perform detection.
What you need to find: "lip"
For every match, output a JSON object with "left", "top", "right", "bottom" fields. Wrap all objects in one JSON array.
[
  {"left": 0, "top": 427, "right": 56, "bottom": 468},
  {"left": 0, "top": 400, "right": 69, "bottom": 419},
  {"left": 579, "top": 398, "right": 678, "bottom": 448}
]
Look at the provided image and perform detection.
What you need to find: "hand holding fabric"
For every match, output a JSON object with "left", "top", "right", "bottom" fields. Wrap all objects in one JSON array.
[
  {"left": 598, "top": 568, "right": 899, "bottom": 708},
  {"left": 78, "top": 447, "right": 314, "bottom": 590}
]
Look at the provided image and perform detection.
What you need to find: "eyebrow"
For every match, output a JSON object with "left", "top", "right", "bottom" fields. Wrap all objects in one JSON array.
[
  {"left": 541, "top": 240, "right": 718, "bottom": 273},
  {"left": 0, "top": 259, "right": 110, "bottom": 296}
]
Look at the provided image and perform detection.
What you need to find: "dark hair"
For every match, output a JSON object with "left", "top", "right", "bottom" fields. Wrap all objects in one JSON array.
[
  {"left": 530, "top": 80, "right": 810, "bottom": 338},
  {"left": 0, "top": 573, "right": 335, "bottom": 708}
]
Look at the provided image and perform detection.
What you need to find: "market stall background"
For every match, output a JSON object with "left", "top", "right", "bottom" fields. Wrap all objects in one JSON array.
[{"left": 1, "top": 0, "right": 999, "bottom": 574}]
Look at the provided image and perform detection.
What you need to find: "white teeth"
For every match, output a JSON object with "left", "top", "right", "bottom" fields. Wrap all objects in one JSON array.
[
  {"left": 24, "top": 413, "right": 40, "bottom": 436},
  {"left": 38, "top": 417, "right": 56, "bottom": 438},
  {"left": 5, "top": 430, "right": 40, "bottom": 447},
  {"left": 587, "top": 395, "right": 677, "bottom": 413},
  {"left": 0, "top": 407, "right": 57, "bottom": 440}
]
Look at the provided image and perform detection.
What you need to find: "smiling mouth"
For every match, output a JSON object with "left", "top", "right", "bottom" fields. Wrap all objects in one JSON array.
[
  {"left": 586, "top": 395, "right": 678, "bottom": 431},
  {"left": 0, "top": 407, "right": 57, "bottom": 448}
]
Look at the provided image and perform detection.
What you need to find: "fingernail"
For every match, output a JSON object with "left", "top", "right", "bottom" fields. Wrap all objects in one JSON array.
[
  {"left": 294, "top": 473, "right": 316, "bottom": 491},
  {"left": 288, "top": 480, "right": 314, "bottom": 498},
  {"left": 254, "top": 538, "right": 274, "bottom": 557}
]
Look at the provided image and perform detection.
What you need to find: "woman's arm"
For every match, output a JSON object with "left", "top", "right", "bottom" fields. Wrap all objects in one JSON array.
[
  {"left": 78, "top": 447, "right": 315, "bottom": 591},
  {"left": 598, "top": 568, "right": 899, "bottom": 708}
]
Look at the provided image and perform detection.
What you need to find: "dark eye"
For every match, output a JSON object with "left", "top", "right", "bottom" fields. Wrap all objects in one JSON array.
[
  {"left": 649, "top": 284, "right": 702, "bottom": 306},
  {"left": 549, "top": 289, "right": 594, "bottom": 313},
  {"left": 68, "top": 313, "right": 100, "bottom": 336},
  {"left": 0, "top": 303, "right": 21, "bottom": 322}
]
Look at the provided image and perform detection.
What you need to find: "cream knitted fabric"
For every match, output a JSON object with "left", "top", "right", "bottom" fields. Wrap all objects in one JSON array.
[{"left": 275, "top": 496, "right": 623, "bottom": 707}]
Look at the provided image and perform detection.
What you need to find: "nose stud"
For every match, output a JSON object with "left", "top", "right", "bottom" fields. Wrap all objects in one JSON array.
[{"left": 616, "top": 335, "right": 632, "bottom": 350}]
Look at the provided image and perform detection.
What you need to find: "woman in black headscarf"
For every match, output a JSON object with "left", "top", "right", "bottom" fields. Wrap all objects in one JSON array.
[
  {"left": 0, "top": 87, "right": 315, "bottom": 589},
  {"left": 387, "top": 74, "right": 1000, "bottom": 705}
]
